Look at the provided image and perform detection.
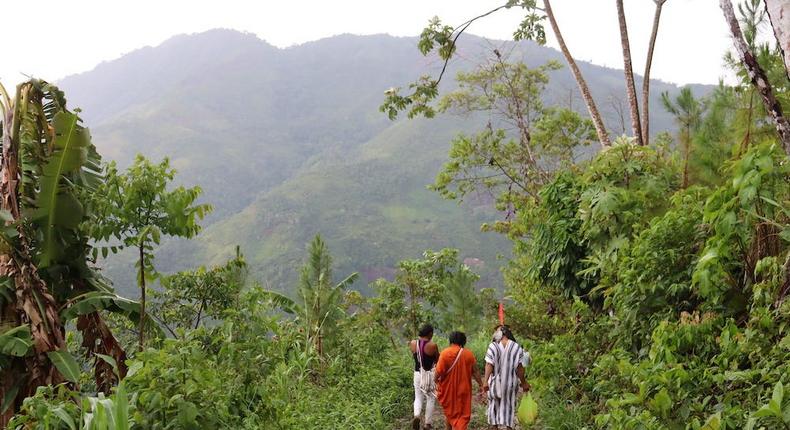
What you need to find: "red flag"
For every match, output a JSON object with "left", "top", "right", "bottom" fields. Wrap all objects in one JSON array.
[{"left": 498, "top": 302, "right": 505, "bottom": 326}]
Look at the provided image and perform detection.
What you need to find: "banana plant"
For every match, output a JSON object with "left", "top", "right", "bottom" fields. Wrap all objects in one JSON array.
[{"left": 0, "top": 79, "right": 143, "bottom": 424}]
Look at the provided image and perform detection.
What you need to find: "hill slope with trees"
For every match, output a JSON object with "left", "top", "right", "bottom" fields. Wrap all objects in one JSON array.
[{"left": 59, "top": 29, "right": 700, "bottom": 294}]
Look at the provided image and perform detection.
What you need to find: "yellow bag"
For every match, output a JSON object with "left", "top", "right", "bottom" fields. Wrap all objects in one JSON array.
[{"left": 517, "top": 392, "right": 538, "bottom": 426}]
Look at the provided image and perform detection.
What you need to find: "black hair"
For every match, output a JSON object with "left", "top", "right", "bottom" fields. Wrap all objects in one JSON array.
[
  {"left": 448, "top": 331, "right": 467, "bottom": 347},
  {"left": 418, "top": 324, "right": 434, "bottom": 338},
  {"left": 501, "top": 326, "right": 517, "bottom": 344}
]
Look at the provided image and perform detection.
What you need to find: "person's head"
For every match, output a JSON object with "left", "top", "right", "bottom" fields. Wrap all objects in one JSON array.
[
  {"left": 418, "top": 324, "right": 434, "bottom": 339},
  {"left": 492, "top": 324, "right": 504, "bottom": 342},
  {"left": 501, "top": 326, "right": 517, "bottom": 343},
  {"left": 448, "top": 331, "right": 467, "bottom": 347}
]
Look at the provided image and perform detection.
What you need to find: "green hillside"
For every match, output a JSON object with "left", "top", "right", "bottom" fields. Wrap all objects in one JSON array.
[{"left": 58, "top": 29, "right": 702, "bottom": 295}]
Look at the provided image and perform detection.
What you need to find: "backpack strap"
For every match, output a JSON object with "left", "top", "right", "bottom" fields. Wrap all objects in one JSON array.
[
  {"left": 446, "top": 348, "right": 464, "bottom": 374},
  {"left": 416, "top": 339, "right": 424, "bottom": 370}
]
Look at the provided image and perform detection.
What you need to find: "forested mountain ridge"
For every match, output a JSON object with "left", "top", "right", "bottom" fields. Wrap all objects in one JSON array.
[{"left": 58, "top": 28, "right": 706, "bottom": 294}]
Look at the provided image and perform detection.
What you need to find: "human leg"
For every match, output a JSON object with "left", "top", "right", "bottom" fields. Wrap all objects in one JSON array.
[
  {"left": 413, "top": 372, "right": 424, "bottom": 429},
  {"left": 424, "top": 389, "right": 436, "bottom": 426}
]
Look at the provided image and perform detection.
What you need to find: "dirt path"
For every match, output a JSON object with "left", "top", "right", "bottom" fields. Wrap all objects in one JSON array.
[{"left": 396, "top": 395, "right": 523, "bottom": 430}]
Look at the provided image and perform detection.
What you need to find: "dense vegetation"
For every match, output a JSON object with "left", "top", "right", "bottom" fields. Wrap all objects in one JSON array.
[{"left": 1, "top": 0, "right": 789, "bottom": 429}]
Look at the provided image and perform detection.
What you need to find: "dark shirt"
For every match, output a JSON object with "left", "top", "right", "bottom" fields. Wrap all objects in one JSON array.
[{"left": 413, "top": 339, "right": 436, "bottom": 371}]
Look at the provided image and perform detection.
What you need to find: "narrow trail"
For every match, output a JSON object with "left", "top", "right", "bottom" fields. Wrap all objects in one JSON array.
[{"left": 395, "top": 395, "right": 524, "bottom": 430}]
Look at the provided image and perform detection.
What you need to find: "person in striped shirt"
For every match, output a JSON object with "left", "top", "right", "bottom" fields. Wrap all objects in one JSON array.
[{"left": 482, "top": 326, "right": 530, "bottom": 429}]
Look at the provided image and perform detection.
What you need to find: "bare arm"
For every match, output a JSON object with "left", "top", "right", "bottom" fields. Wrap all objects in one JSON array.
[
  {"left": 472, "top": 363, "right": 483, "bottom": 390},
  {"left": 482, "top": 362, "right": 494, "bottom": 391},
  {"left": 516, "top": 364, "right": 530, "bottom": 392}
]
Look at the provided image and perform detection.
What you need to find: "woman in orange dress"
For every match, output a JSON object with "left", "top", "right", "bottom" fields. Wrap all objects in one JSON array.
[{"left": 435, "top": 332, "right": 484, "bottom": 430}]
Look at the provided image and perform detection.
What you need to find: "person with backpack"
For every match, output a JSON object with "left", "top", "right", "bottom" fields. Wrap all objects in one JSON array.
[
  {"left": 435, "top": 331, "right": 484, "bottom": 430},
  {"left": 482, "top": 326, "right": 530, "bottom": 429},
  {"left": 410, "top": 324, "right": 439, "bottom": 430}
]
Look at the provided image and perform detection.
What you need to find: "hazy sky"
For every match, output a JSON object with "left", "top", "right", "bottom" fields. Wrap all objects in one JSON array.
[{"left": 3, "top": 0, "right": 732, "bottom": 88}]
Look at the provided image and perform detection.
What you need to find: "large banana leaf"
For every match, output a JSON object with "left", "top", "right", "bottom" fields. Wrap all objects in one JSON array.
[
  {"left": 61, "top": 291, "right": 140, "bottom": 321},
  {"left": 46, "top": 350, "right": 81, "bottom": 383},
  {"left": 0, "top": 325, "right": 33, "bottom": 357},
  {"left": 260, "top": 290, "right": 299, "bottom": 315},
  {"left": 34, "top": 110, "right": 91, "bottom": 267},
  {"left": 62, "top": 290, "right": 163, "bottom": 338}
]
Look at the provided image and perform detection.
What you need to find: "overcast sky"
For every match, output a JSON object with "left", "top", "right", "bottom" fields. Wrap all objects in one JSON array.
[{"left": 2, "top": 0, "right": 733, "bottom": 89}]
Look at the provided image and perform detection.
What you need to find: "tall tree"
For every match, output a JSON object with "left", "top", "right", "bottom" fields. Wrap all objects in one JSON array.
[
  {"left": 642, "top": 0, "right": 668, "bottom": 146},
  {"left": 433, "top": 57, "right": 595, "bottom": 230},
  {"left": 90, "top": 155, "right": 211, "bottom": 350},
  {"left": 440, "top": 265, "right": 483, "bottom": 333},
  {"left": 542, "top": 0, "right": 611, "bottom": 147},
  {"left": 720, "top": 0, "right": 790, "bottom": 154},
  {"left": 662, "top": 88, "right": 705, "bottom": 188},
  {"left": 616, "top": 0, "right": 644, "bottom": 146},
  {"left": 265, "top": 235, "right": 358, "bottom": 358}
]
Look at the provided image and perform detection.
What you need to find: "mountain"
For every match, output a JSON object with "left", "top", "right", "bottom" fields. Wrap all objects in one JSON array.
[{"left": 58, "top": 29, "right": 707, "bottom": 296}]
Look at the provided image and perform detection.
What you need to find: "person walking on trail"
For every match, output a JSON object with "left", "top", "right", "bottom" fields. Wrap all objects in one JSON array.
[
  {"left": 435, "top": 331, "right": 484, "bottom": 430},
  {"left": 482, "top": 326, "right": 530, "bottom": 430},
  {"left": 410, "top": 324, "right": 439, "bottom": 430}
]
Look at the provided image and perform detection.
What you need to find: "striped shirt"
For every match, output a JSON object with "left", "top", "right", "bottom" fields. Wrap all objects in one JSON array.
[{"left": 485, "top": 340, "right": 525, "bottom": 427}]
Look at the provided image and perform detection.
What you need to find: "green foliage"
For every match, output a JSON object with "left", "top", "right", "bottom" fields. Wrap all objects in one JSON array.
[
  {"left": 609, "top": 188, "right": 709, "bottom": 351},
  {"left": 662, "top": 87, "right": 705, "bottom": 187},
  {"left": 0, "top": 326, "right": 33, "bottom": 358},
  {"left": 89, "top": 155, "right": 211, "bottom": 348},
  {"left": 371, "top": 248, "right": 457, "bottom": 337},
  {"left": 515, "top": 170, "right": 590, "bottom": 298},
  {"left": 7, "top": 383, "right": 133, "bottom": 430},
  {"left": 90, "top": 155, "right": 211, "bottom": 276},
  {"left": 380, "top": 2, "right": 547, "bottom": 120},
  {"left": 46, "top": 351, "right": 82, "bottom": 384},
  {"left": 150, "top": 249, "right": 247, "bottom": 335},
  {"left": 439, "top": 265, "right": 482, "bottom": 333},
  {"left": 0, "top": 79, "right": 142, "bottom": 416},
  {"left": 748, "top": 381, "right": 790, "bottom": 429},
  {"left": 431, "top": 59, "right": 594, "bottom": 232},
  {"left": 693, "top": 142, "right": 789, "bottom": 309},
  {"left": 265, "top": 235, "right": 358, "bottom": 359},
  {"left": 369, "top": 247, "right": 489, "bottom": 337},
  {"left": 504, "top": 139, "right": 790, "bottom": 428},
  {"left": 35, "top": 110, "right": 102, "bottom": 268},
  {"left": 15, "top": 284, "right": 414, "bottom": 429},
  {"left": 691, "top": 84, "right": 738, "bottom": 187}
]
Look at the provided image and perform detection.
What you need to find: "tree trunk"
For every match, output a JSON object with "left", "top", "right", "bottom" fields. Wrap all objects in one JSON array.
[
  {"left": 138, "top": 243, "right": 146, "bottom": 351},
  {"left": 642, "top": 0, "right": 667, "bottom": 146},
  {"left": 408, "top": 283, "right": 418, "bottom": 338},
  {"left": 720, "top": 0, "right": 790, "bottom": 155},
  {"left": 616, "top": 0, "right": 644, "bottom": 145},
  {"left": 764, "top": 0, "right": 790, "bottom": 80},
  {"left": 544, "top": 0, "right": 611, "bottom": 147},
  {"left": 682, "top": 124, "right": 691, "bottom": 188}
]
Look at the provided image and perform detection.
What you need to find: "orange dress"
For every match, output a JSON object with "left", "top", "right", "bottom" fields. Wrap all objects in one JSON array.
[{"left": 435, "top": 345, "right": 477, "bottom": 430}]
